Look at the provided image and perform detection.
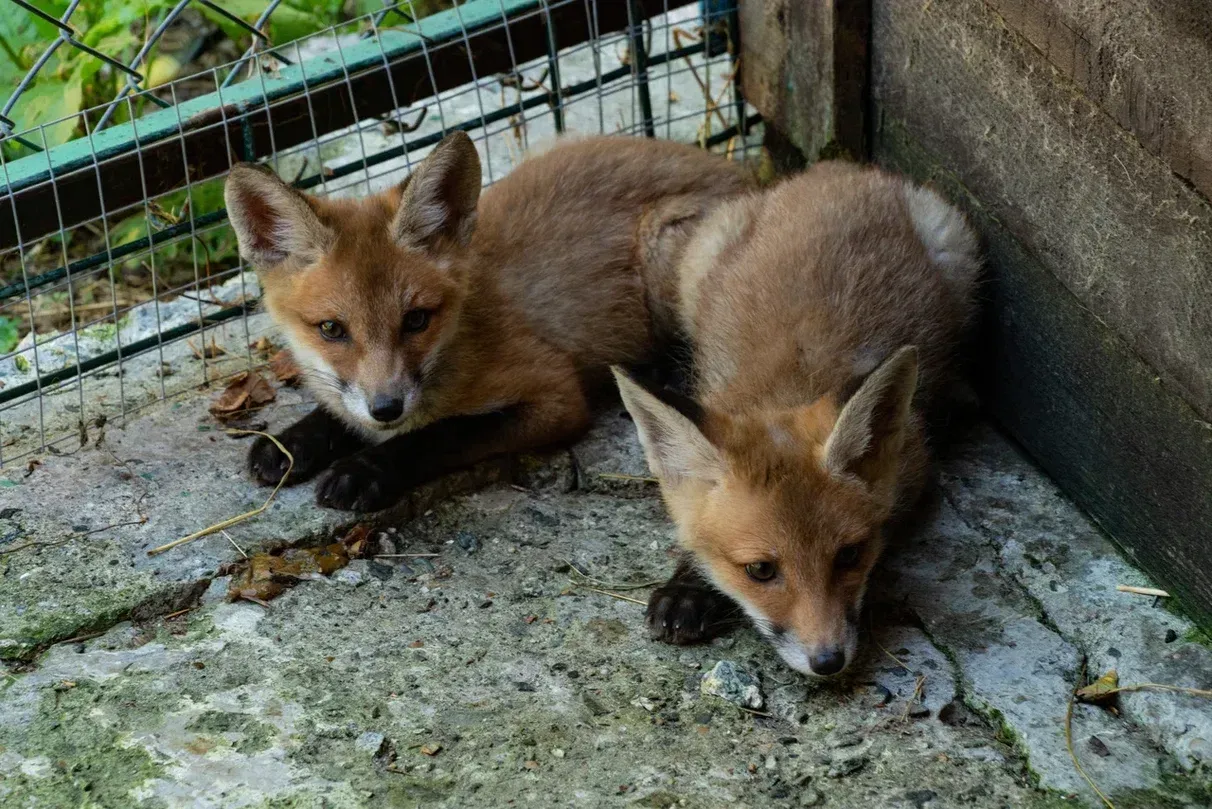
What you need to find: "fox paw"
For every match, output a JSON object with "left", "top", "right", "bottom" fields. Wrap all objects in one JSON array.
[
  {"left": 248, "top": 430, "right": 329, "bottom": 486},
  {"left": 646, "top": 582, "right": 736, "bottom": 645},
  {"left": 315, "top": 456, "right": 397, "bottom": 512}
]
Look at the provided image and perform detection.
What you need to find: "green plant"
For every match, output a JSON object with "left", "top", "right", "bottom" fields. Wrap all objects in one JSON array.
[{"left": 0, "top": 315, "right": 18, "bottom": 354}]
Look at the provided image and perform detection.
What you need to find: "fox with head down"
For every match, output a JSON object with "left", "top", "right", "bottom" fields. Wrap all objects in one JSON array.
[
  {"left": 613, "top": 160, "right": 980, "bottom": 676},
  {"left": 223, "top": 132, "right": 753, "bottom": 511}
]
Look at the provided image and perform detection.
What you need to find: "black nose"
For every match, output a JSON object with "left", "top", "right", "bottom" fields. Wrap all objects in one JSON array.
[
  {"left": 370, "top": 394, "right": 404, "bottom": 423},
  {"left": 808, "top": 648, "right": 846, "bottom": 676}
]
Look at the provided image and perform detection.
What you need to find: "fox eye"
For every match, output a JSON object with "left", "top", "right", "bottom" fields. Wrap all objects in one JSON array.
[
  {"left": 318, "top": 320, "right": 347, "bottom": 341},
  {"left": 745, "top": 561, "right": 777, "bottom": 582},
  {"left": 834, "top": 544, "right": 864, "bottom": 570},
  {"left": 402, "top": 309, "right": 431, "bottom": 333}
]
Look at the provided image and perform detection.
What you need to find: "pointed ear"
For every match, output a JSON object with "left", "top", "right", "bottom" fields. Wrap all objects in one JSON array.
[
  {"left": 612, "top": 367, "right": 723, "bottom": 484},
  {"left": 393, "top": 131, "right": 482, "bottom": 250},
  {"left": 823, "top": 345, "right": 919, "bottom": 488},
  {"left": 224, "top": 164, "right": 332, "bottom": 267}
]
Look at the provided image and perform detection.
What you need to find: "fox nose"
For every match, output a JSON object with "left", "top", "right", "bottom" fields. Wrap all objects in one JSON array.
[
  {"left": 370, "top": 394, "right": 405, "bottom": 423},
  {"left": 808, "top": 648, "right": 847, "bottom": 676}
]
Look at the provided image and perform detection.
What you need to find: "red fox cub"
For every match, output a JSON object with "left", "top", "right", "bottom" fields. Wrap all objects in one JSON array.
[
  {"left": 224, "top": 132, "right": 752, "bottom": 512},
  {"left": 613, "top": 161, "right": 979, "bottom": 676}
]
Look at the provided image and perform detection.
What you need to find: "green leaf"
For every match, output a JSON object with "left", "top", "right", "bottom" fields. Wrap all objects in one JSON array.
[
  {"left": 5, "top": 71, "right": 83, "bottom": 148},
  {"left": 0, "top": 316, "right": 18, "bottom": 354}
]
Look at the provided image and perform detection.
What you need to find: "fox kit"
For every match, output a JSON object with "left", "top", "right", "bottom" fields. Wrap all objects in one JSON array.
[
  {"left": 224, "top": 132, "right": 752, "bottom": 512},
  {"left": 613, "top": 161, "right": 979, "bottom": 676}
]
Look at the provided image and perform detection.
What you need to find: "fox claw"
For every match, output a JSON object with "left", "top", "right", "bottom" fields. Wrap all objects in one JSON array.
[
  {"left": 646, "top": 581, "right": 735, "bottom": 645},
  {"left": 248, "top": 431, "right": 329, "bottom": 485},
  {"left": 315, "top": 457, "right": 397, "bottom": 512}
]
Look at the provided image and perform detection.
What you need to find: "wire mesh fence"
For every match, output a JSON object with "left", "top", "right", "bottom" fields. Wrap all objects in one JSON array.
[{"left": 0, "top": 0, "right": 761, "bottom": 468}]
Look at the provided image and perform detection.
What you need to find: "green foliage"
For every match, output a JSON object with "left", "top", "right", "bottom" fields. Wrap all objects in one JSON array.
[
  {"left": 0, "top": 315, "right": 18, "bottom": 354},
  {"left": 107, "top": 176, "right": 239, "bottom": 277}
]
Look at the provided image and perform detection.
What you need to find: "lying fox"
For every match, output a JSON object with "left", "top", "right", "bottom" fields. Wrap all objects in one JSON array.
[
  {"left": 614, "top": 161, "right": 980, "bottom": 676},
  {"left": 224, "top": 132, "right": 752, "bottom": 511}
]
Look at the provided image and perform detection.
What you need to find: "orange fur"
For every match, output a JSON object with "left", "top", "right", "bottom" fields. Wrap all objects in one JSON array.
[{"left": 616, "top": 160, "right": 980, "bottom": 675}]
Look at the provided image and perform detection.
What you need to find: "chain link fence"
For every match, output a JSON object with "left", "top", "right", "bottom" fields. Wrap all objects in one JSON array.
[{"left": 0, "top": 0, "right": 760, "bottom": 467}]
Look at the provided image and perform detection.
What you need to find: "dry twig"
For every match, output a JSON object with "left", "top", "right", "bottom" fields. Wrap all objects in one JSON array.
[{"left": 147, "top": 430, "right": 292, "bottom": 556}]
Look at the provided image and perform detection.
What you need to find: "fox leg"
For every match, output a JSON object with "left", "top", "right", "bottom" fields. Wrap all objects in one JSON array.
[
  {"left": 248, "top": 407, "right": 367, "bottom": 486},
  {"left": 314, "top": 384, "right": 591, "bottom": 512},
  {"left": 646, "top": 556, "right": 740, "bottom": 645}
]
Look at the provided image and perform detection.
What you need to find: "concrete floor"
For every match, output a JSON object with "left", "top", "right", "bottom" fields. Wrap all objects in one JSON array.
[{"left": 2, "top": 361, "right": 1211, "bottom": 808}]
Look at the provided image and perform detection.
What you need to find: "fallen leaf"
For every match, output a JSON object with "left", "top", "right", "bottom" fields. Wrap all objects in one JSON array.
[
  {"left": 1076, "top": 670, "right": 1120, "bottom": 705},
  {"left": 250, "top": 336, "right": 276, "bottom": 353},
  {"left": 269, "top": 350, "right": 302, "bottom": 386},
  {"left": 523, "top": 759, "right": 539, "bottom": 770},
  {"left": 421, "top": 743, "right": 442, "bottom": 756},
  {"left": 225, "top": 529, "right": 374, "bottom": 605},
  {"left": 210, "top": 372, "right": 276, "bottom": 421},
  {"left": 409, "top": 640, "right": 424, "bottom": 648}
]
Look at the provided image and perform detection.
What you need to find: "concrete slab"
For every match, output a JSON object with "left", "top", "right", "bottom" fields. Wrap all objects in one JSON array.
[{"left": 2, "top": 382, "right": 1211, "bottom": 807}]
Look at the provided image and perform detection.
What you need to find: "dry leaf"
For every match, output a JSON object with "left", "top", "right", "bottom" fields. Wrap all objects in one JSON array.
[
  {"left": 1076, "top": 669, "right": 1120, "bottom": 704},
  {"left": 421, "top": 743, "right": 442, "bottom": 756},
  {"left": 226, "top": 525, "right": 373, "bottom": 605},
  {"left": 269, "top": 350, "right": 302, "bottom": 386},
  {"left": 250, "top": 336, "right": 276, "bottom": 353},
  {"left": 210, "top": 371, "right": 276, "bottom": 421}
]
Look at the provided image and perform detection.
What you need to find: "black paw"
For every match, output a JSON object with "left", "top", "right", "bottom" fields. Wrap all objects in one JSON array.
[
  {"left": 646, "top": 581, "right": 736, "bottom": 645},
  {"left": 315, "top": 456, "right": 398, "bottom": 512},
  {"left": 248, "top": 430, "right": 328, "bottom": 486}
]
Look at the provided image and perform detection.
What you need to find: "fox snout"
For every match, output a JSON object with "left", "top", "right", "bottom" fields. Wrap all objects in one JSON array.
[
  {"left": 343, "top": 376, "right": 422, "bottom": 430},
  {"left": 769, "top": 618, "right": 859, "bottom": 678}
]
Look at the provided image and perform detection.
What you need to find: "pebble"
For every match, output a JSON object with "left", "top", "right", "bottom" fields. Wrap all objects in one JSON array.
[
  {"left": 799, "top": 788, "right": 824, "bottom": 806},
  {"left": 456, "top": 531, "right": 481, "bottom": 553},
  {"left": 700, "top": 661, "right": 765, "bottom": 710},
  {"left": 552, "top": 748, "right": 565, "bottom": 759},
  {"left": 355, "top": 732, "right": 386, "bottom": 756},
  {"left": 334, "top": 568, "right": 365, "bottom": 587},
  {"left": 905, "top": 788, "right": 937, "bottom": 807},
  {"left": 826, "top": 753, "right": 867, "bottom": 777}
]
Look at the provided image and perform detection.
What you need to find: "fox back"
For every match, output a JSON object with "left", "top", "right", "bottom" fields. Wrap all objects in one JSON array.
[{"left": 616, "top": 161, "right": 980, "bottom": 676}]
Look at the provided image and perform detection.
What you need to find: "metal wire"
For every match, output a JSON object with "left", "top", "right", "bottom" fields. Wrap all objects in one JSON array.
[{"left": 0, "top": 0, "right": 757, "bottom": 467}]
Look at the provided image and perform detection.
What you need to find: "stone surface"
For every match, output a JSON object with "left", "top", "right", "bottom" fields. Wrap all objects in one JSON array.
[{"left": 3, "top": 378, "right": 1212, "bottom": 807}]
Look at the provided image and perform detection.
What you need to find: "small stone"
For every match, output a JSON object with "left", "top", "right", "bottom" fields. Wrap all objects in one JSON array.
[
  {"left": 700, "top": 661, "right": 765, "bottom": 710},
  {"left": 368, "top": 561, "right": 394, "bottom": 581},
  {"left": 871, "top": 684, "right": 893, "bottom": 707},
  {"left": 551, "top": 748, "right": 565, "bottom": 759},
  {"left": 827, "top": 754, "right": 867, "bottom": 777},
  {"left": 456, "top": 531, "right": 480, "bottom": 553},
  {"left": 1087, "top": 736, "right": 1111, "bottom": 758},
  {"left": 826, "top": 732, "right": 862, "bottom": 749},
  {"left": 907, "top": 705, "right": 931, "bottom": 719},
  {"left": 798, "top": 788, "right": 824, "bottom": 806},
  {"left": 374, "top": 534, "right": 397, "bottom": 556},
  {"left": 355, "top": 732, "right": 386, "bottom": 756},
  {"left": 523, "top": 759, "right": 539, "bottom": 771},
  {"left": 765, "top": 755, "right": 777, "bottom": 770},
  {"left": 1164, "top": 629, "right": 1178, "bottom": 643},
  {"left": 906, "top": 789, "right": 937, "bottom": 807},
  {"left": 335, "top": 567, "right": 364, "bottom": 587},
  {"left": 420, "top": 742, "right": 442, "bottom": 756}
]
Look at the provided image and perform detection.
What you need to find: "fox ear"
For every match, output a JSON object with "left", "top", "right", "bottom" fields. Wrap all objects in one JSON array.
[
  {"left": 612, "top": 367, "right": 723, "bottom": 484},
  {"left": 823, "top": 345, "right": 919, "bottom": 490},
  {"left": 393, "top": 131, "right": 482, "bottom": 250},
  {"left": 224, "top": 164, "right": 332, "bottom": 266}
]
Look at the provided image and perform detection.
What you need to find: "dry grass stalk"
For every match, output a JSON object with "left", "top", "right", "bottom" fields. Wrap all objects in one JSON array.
[{"left": 147, "top": 429, "right": 293, "bottom": 556}]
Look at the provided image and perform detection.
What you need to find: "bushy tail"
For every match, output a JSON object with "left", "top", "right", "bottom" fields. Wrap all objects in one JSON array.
[{"left": 900, "top": 183, "right": 981, "bottom": 319}]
